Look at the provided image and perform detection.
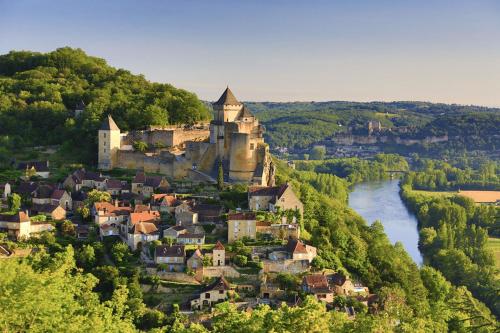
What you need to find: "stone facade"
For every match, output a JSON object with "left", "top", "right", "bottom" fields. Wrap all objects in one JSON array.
[{"left": 98, "top": 87, "right": 275, "bottom": 186}]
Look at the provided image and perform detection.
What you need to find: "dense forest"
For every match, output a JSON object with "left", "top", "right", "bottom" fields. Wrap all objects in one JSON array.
[
  {"left": 401, "top": 184, "right": 499, "bottom": 318},
  {"left": 246, "top": 101, "right": 500, "bottom": 155},
  {"left": 0, "top": 48, "right": 209, "bottom": 164}
]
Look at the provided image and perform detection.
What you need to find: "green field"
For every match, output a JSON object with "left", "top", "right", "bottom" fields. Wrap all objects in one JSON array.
[
  {"left": 486, "top": 237, "right": 500, "bottom": 271},
  {"left": 412, "top": 190, "right": 456, "bottom": 198}
]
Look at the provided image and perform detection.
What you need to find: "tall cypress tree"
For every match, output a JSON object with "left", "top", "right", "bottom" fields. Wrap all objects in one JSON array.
[{"left": 217, "top": 159, "right": 224, "bottom": 190}]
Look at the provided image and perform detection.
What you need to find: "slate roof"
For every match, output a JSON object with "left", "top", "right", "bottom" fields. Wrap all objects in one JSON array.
[
  {"left": 100, "top": 115, "right": 120, "bottom": 131},
  {"left": 17, "top": 161, "right": 49, "bottom": 172},
  {"left": 156, "top": 244, "right": 185, "bottom": 258},
  {"left": 202, "top": 276, "right": 231, "bottom": 292},
  {"left": 132, "top": 171, "right": 146, "bottom": 184},
  {"left": 106, "top": 179, "right": 123, "bottom": 189},
  {"left": 31, "top": 203, "right": 62, "bottom": 214},
  {"left": 0, "top": 211, "right": 30, "bottom": 223},
  {"left": 213, "top": 87, "right": 242, "bottom": 106},
  {"left": 239, "top": 106, "right": 254, "bottom": 119},
  {"left": 17, "top": 182, "right": 39, "bottom": 195}
]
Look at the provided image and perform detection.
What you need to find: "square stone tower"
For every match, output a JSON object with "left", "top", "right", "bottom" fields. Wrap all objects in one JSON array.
[{"left": 98, "top": 115, "right": 121, "bottom": 170}]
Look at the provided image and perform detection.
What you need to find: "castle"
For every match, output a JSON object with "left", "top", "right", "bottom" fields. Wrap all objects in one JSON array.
[{"left": 98, "top": 87, "right": 275, "bottom": 186}]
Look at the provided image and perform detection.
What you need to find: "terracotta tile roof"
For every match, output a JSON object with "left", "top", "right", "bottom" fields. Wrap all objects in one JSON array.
[
  {"left": 213, "top": 87, "right": 242, "bottom": 106},
  {"left": 190, "top": 248, "right": 203, "bottom": 259},
  {"left": 129, "top": 211, "right": 160, "bottom": 225},
  {"left": 213, "top": 240, "right": 225, "bottom": 251},
  {"left": 131, "top": 222, "right": 158, "bottom": 235},
  {"left": 156, "top": 244, "right": 185, "bottom": 258},
  {"left": 458, "top": 190, "right": 500, "bottom": 203},
  {"left": 228, "top": 212, "right": 256, "bottom": 220},
  {"left": 303, "top": 274, "right": 329, "bottom": 288},
  {"left": 286, "top": 239, "right": 308, "bottom": 254},
  {"left": 94, "top": 202, "right": 132, "bottom": 216},
  {"left": 134, "top": 204, "right": 152, "bottom": 213}
]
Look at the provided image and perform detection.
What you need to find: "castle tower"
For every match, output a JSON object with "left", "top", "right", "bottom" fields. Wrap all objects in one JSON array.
[
  {"left": 210, "top": 87, "right": 243, "bottom": 159},
  {"left": 98, "top": 115, "right": 121, "bottom": 170}
]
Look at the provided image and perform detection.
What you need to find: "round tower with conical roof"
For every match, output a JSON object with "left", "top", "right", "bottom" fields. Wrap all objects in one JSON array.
[{"left": 98, "top": 115, "right": 121, "bottom": 170}]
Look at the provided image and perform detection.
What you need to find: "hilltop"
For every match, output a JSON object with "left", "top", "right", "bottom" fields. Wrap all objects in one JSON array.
[{"left": 0, "top": 47, "right": 210, "bottom": 165}]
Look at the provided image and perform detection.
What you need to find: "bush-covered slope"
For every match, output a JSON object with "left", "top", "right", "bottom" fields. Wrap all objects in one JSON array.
[{"left": 0, "top": 47, "right": 209, "bottom": 163}]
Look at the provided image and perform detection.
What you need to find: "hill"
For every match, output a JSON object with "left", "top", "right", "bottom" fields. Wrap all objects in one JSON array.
[
  {"left": 0, "top": 47, "right": 209, "bottom": 164},
  {"left": 245, "top": 101, "right": 500, "bottom": 156}
]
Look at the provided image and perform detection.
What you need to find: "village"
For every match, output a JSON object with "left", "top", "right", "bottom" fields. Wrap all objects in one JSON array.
[{"left": 0, "top": 160, "right": 377, "bottom": 318}]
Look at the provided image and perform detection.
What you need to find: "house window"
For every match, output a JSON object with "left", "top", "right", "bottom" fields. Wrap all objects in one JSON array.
[
  {"left": 219, "top": 290, "right": 224, "bottom": 294},
  {"left": 205, "top": 293, "right": 210, "bottom": 299},
  {"left": 103, "top": 149, "right": 106, "bottom": 153},
  {"left": 250, "top": 143, "right": 255, "bottom": 150},
  {"left": 103, "top": 133, "right": 106, "bottom": 138}
]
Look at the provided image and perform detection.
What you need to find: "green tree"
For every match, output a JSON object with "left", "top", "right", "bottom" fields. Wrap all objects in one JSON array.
[
  {"left": 133, "top": 140, "right": 148, "bottom": 152},
  {"left": 310, "top": 146, "right": 326, "bottom": 160},
  {"left": 217, "top": 159, "right": 224, "bottom": 190},
  {"left": 7, "top": 193, "right": 21, "bottom": 212}
]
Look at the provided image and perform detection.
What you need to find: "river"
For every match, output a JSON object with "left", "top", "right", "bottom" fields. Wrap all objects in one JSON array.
[{"left": 348, "top": 179, "right": 423, "bottom": 265}]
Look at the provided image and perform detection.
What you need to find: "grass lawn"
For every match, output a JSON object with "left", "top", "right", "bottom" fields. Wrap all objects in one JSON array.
[
  {"left": 486, "top": 237, "right": 500, "bottom": 272},
  {"left": 412, "top": 190, "right": 456, "bottom": 198}
]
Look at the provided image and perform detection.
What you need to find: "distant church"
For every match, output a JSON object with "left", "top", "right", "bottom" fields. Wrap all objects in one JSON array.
[{"left": 98, "top": 87, "right": 275, "bottom": 186}]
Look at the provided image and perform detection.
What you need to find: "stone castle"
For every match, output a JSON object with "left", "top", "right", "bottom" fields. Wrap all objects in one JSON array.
[{"left": 98, "top": 87, "right": 275, "bottom": 186}]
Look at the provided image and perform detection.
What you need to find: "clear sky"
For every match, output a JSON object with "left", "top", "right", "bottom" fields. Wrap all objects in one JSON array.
[{"left": 1, "top": 0, "right": 499, "bottom": 106}]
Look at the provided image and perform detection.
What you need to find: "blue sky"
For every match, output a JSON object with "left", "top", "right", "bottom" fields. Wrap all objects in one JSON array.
[{"left": 1, "top": 0, "right": 499, "bottom": 106}]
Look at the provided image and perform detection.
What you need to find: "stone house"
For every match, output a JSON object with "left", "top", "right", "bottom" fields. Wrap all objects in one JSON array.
[
  {"left": 248, "top": 182, "right": 303, "bottom": 217},
  {"left": 302, "top": 274, "right": 334, "bottom": 303},
  {"left": 131, "top": 172, "right": 169, "bottom": 198},
  {"left": 191, "top": 203, "right": 223, "bottom": 224},
  {"left": 0, "top": 211, "right": 53, "bottom": 239},
  {"left": 284, "top": 238, "right": 317, "bottom": 263},
  {"left": 127, "top": 222, "right": 159, "bottom": 250},
  {"left": 126, "top": 211, "right": 161, "bottom": 250},
  {"left": 155, "top": 244, "right": 186, "bottom": 272},
  {"left": 31, "top": 203, "right": 66, "bottom": 221},
  {"left": 177, "top": 233, "right": 205, "bottom": 245},
  {"left": 175, "top": 201, "right": 198, "bottom": 226},
  {"left": 71, "top": 191, "right": 87, "bottom": 211},
  {"left": 16, "top": 181, "right": 39, "bottom": 198},
  {"left": 93, "top": 201, "right": 132, "bottom": 237},
  {"left": 105, "top": 179, "right": 126, "bottom": 196},
  {"left": 190, "top": 276, "right": 231, "bottom": 310},
  {"left": 0, "top": 182, "right": 11, "bottom": 199},
  {"left": 227, "top": 212, "right": 256, "bottom": 243},
  {"left": 328, "top": 273, "right": 369, "bottom": 296},
  {"left": 50, "top": 189, "right": 72, "bottom": 210},
  {"left": 212, "top": 241, "right": 225, "bottom": 266},
  {"left": 187, "top": 248, "right": 204, "bottom": 270}
]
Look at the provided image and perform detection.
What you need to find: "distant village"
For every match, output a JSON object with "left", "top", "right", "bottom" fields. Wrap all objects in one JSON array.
[{"left": 0, "top": 88, "right": 377, "bottom": 318}]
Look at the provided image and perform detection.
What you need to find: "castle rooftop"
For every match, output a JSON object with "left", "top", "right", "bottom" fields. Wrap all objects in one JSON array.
[{"left": 213, "top": 87, "right": 242, "bottom": 106}]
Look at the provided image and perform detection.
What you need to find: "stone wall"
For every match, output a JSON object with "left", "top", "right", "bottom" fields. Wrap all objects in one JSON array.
[{"left": 262, "top": 259, "right": 310, "bottom": 274}]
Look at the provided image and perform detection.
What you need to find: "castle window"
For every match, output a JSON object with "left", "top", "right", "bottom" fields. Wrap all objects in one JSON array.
[
  {"left": 103, "top": 149, "right": 106, "bottom": 153},
  {"left": 250, "top": 143, "right": 255, "bottom": 150}
]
